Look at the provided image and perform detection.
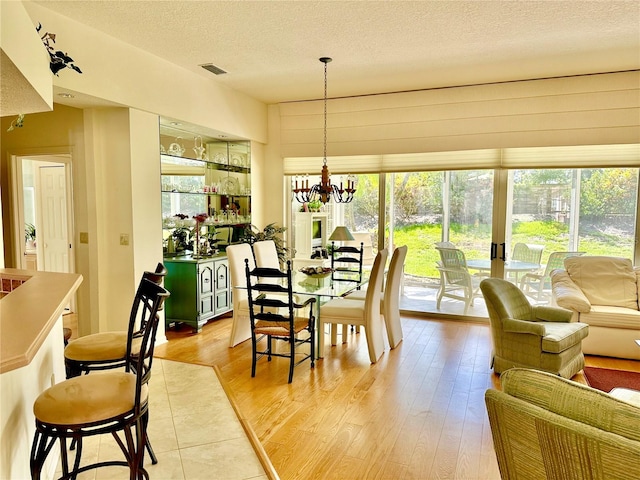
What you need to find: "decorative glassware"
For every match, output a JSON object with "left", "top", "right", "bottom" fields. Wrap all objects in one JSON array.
[{"left": 193, "top": 136, "right": 205, "bottom": 159}]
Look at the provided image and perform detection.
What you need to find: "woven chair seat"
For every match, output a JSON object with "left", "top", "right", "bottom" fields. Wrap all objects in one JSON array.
[{"left": 254, "top": 317, "right": 310, "bottom": 336}]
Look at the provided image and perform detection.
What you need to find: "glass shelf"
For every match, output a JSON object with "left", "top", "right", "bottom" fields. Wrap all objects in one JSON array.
[
  {"left": 160, "top": 120, "right": 251, "bottom": 249},
  {"left": 160, "top": 153, "right": 250, "bottom": 173},
  {"left": 161, "top": 190, "right": 251, "bottom": 197}
]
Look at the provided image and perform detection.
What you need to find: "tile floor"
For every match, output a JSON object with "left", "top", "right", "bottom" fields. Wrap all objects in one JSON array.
[{"left": 54, "top": 359, "right": 267, "bottom": 480}]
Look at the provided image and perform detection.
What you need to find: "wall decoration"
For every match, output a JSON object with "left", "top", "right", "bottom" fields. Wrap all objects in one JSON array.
[
  {"left": 6, "top": 114, "right": 25, "bottom": 132},
  {"left": 36, "top": 23, "right": 82, "bottom": 76}
]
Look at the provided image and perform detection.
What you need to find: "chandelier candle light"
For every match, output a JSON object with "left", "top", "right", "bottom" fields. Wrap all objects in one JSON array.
[{"left": 293, "top": 57, "right": 357, "bottom": 204}]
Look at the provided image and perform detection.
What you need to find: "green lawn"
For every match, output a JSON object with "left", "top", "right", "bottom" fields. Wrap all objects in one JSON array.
[{"left": 391, "top": 220, "right": 634, "bottom": 279}]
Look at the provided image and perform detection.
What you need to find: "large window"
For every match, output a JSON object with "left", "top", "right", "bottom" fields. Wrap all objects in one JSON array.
[{"left": 287, "top": 146, "right": 640, "bottom": 318}]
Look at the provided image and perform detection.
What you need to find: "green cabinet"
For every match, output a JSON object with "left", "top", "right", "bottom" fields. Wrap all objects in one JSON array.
[{"left": 164, "top": 255, "right": 231, "bottom": 333}]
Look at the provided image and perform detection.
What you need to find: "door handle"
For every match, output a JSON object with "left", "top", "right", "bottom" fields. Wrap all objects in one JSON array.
[
  {"left": 490, "top": 243, "right": 497, "bottom": 260},
  {"left": 500, "top": 243, "right": 506, "bottom": 261}
]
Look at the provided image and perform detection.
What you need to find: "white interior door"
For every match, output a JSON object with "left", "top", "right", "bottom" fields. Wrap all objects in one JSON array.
[{"left": 38, "top": 165, "right": 70, "bottom": 273}]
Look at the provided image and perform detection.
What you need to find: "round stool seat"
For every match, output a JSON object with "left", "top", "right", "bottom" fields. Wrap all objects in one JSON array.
[
  {"left": 33, "top": 372, "right": 148, "bottom": 426},
  {"left": 63, "top": 327, "right": 72, "bottom": 344},
  {"left": 64, "top": 332, "right": 130, "bottom": 362}
]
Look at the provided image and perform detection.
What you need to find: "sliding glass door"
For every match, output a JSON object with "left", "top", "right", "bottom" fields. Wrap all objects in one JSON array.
[
  {"left": 508, "top": 168, "right": 638, "bottom": 304},
  {"left": 287, "top": 147, "right": 639, "bottom": 320},
  {"left": 382, "top": 170, "right": 494, "bottom": 317}
]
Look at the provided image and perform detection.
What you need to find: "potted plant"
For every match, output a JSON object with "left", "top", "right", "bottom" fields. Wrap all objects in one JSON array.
[
  {"left": 308, "top": 200, "right": 322, "bottom": 212},
  {"left": 25, "top": 223, "right": 36, "bottom": 249},
  {"left": 241, "top": 223, "right": 295, "bottom": 268}
]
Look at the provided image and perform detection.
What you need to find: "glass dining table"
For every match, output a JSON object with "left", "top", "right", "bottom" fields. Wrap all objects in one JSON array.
[
  {"left": 239, "top": 269, "right": 370, "bottom": 359},
  {"left": 293, "top": 270, "right": 369, "bottom": 358}
]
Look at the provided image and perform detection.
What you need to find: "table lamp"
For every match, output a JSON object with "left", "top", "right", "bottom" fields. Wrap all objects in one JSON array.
[{"left": 329, "top": 226, "right": 354, "bottom": 243}]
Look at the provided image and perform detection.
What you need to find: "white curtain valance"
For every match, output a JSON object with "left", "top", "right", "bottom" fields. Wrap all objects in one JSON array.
[
  {"left": 280, "top": 71, "right": 640, "bottom": 174},
  {"left": 284, "top": 144, "right": 640, "bottom": 175}
]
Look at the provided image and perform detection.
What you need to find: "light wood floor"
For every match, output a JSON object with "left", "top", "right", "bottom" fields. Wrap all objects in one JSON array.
[{"left": 154, "top": 314, "right": 640, "bottom": 480}]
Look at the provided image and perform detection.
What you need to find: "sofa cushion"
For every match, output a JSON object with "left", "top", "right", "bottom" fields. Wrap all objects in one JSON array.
[
  {"left": 541, "top": 321, "right": 589, "bottom": 353},
  {"left": 551, "top": 269, "right": 591, "bottom": 312},
  {"left": 564, "top": 256, "right": 638, "bottom": 310},
  {"left": 579, "top": 305, "right": 640, "bottom": 329}
]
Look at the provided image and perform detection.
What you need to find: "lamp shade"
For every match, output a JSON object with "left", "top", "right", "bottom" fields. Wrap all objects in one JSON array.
[{"left": 329, "top": 226, "right": 354, "bottom": 241}]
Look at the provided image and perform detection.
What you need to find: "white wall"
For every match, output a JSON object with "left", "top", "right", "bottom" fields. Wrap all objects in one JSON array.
[
  {"left": 1, "top": 106, "right": 91, "bottom": 330},
  {"left": 84, "top": 108, "right": 137, "bottom": 332},
  {"left": 22, "top": 2, "right": 267, "bottom": 143},
  {"left": 1, "top": 2, "right": 270, "bottom": 336},
  {"left": 0, "top": 186, "right": 3, "bottom": 269},
  {"left": 0, "top": 1, "right": 52, "bottom": 115},
  {"left": 129, "top": 109, "right": 166, "bottom": 340}
]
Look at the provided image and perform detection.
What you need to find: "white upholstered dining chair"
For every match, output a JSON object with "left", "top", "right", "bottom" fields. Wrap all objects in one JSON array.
[
  {"left": 319, "top": 248, "right": 388, "bottom": 363},
  {"left": 226, "top": 243, "right": 255, "bottom": 347},
  {"left": 346, "top": 245, "right": 408, "bottom": 348},
  {"left": 253, "top": 240, "right": 280, "bottom": 269}
]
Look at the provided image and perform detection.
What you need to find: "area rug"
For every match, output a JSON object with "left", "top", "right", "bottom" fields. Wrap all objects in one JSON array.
[{"left": 583, "top": 366, "right": 640, "bottom": 393}]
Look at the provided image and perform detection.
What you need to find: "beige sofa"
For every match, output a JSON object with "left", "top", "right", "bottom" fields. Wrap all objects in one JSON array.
[
  {"left": 485, "top": 368, "right": 640, "bottom": 480},
  {"left": 551, "top": 256, "right": 640, "bottom": 360}
]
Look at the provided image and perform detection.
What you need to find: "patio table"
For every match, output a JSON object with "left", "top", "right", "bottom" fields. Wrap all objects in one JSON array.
[{"left": 467, "top": 259, "right": 540, "bottom": 275}]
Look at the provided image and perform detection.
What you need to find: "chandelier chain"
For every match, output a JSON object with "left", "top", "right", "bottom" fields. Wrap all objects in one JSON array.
[
  {"left": 291, "top": 56, "right": 356, "bottom": 204},
  {"left": 323, "top": 60, "right": 328, "bottom": 166}
]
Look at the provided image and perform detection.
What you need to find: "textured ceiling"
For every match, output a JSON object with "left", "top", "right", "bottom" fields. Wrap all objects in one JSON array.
[{"left": 32, "top": 0, "right": 640, "bottom": 105}]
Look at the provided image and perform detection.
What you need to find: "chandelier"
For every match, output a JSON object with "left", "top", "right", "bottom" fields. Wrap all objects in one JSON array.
[{"left": 292, "top": 57, "right": 357, "bottom": 204}]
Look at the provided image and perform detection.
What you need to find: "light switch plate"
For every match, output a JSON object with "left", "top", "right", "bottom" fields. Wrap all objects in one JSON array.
[
  {"left": 120, "top": 234, "right": 129, "bottom": 246},
  {"left": 79, "top": 232, "right": 89, "bottom": 244}
]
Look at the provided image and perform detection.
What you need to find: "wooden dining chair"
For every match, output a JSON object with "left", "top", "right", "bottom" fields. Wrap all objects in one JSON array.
[
  {"left": 245, "top": 259, "right": 316, "bottom": 383},
  {"left": 319, "top": 248, "right": 388, "bottom": 363},
  {"left": 30, "top": 279, "right": 169, "bottom": 480},
  {"left": 345, "top": 232, "right": 375, "bottom": 269},
  {"left": 331, "top": 241, "right": 364, "bottom": 285}
]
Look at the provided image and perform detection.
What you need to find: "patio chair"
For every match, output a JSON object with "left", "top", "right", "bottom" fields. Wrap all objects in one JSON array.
[
  {"left": 509, "top": 243, "right": 544, "bottom": 283},
  {"left": 435, "top": 246, "right": 483, "bottom": 314},
  {"left": 520, "top": 251, "right": 585, "bottom": 302}
]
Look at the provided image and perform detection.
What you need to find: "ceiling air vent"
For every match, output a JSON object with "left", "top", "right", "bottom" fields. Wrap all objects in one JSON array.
[{"left": 200, "top": 63, "right": 227, "bottom": 75}]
